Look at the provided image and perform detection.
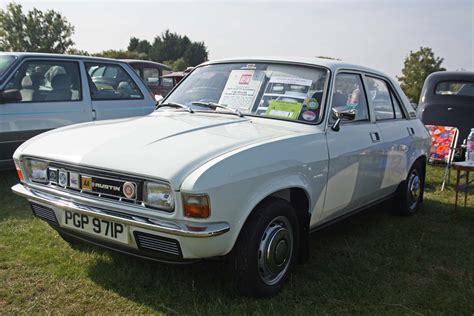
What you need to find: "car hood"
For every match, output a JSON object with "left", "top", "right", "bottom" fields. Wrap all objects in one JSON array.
[{"left": 18, "top": 112, "right": 302, "bottom": 189}]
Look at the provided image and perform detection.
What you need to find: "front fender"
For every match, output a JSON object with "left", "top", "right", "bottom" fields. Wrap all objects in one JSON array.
[{"left": 181, "top": 133, "right": 328, "bottom": 255}]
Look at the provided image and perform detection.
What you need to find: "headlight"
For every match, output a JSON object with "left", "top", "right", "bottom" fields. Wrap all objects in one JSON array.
[
  {"left": 25, "top": 159, "right": 48, "bottom": 183},
  {"left": 143, "top": 181, "right": 174, "bottom": 211}
]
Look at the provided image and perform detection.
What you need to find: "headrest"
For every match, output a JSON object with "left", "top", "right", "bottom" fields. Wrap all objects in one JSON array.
[
  {"left": 21, "top": 76, "right": 33, "bottom": 89},
  {"left": 51, "top": 74, "right": 71, "bottom": 90},
  {"left": 117, "top": 81, "right": 131, "bottom": 90}
]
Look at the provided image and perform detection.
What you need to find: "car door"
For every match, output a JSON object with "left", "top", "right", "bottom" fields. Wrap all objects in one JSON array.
[
  {"left": 322, "top": 72, "right": 386, "bottom": 222},
  {"left": 0, "top": 58, "right": 92, "bottom": 168},
  {"left": 84, "top": 62, "right": 155, "bottom": 121},
  {"left": 365, "top": 75, "right": 414, "bottom": 194}
]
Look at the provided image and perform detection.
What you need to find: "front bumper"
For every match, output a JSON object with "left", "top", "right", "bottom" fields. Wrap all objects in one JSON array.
[{"left": 12, "top": 183, "right": 231, "bottom": 261}]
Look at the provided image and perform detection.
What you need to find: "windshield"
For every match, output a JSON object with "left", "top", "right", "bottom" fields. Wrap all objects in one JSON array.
[
  {"left": 164, "top": 62, "right": 329, "bottom": 124},
  {"left": 0, "top": 55, "right": 17, "bottom": 76}
]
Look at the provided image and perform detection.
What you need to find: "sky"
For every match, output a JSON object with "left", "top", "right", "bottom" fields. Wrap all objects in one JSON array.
[{"left": 2, "top": 0, "right": 473, "bottom": 78}]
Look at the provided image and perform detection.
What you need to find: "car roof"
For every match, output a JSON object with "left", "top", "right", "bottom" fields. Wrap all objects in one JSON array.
[
  {"left": 425, "top": 71, "right": 474, "bottom": 82},
  {"left": 202, "top": 56, "right": 390, "bottom": 78},
  {"left": 0, "top": 52, "right": 127, "bottom": 64},
  {"left": 119, "top": 59, "right": 172, "bottom": 70}
]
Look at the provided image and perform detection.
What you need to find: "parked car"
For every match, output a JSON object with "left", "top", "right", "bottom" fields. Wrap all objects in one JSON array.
[
  {"left": 12, "top": 57, "right": 431, "bottom": 297},
  {"left": 121, "top": 59, "right": 174, "bottom": 99},
  {"left": 0, "top": 52, "right": 157, "bottom": 170},
  {"left": 418, "top": 71, "right": 474, "bottom": 150}
]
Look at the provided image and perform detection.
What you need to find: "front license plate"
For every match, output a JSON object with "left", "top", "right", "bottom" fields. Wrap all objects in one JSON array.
[{"left": 62, "top": 210, "right": 129, "bottom": 244}]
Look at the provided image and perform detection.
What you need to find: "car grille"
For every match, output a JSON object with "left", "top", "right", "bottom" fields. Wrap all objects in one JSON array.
[
  {"left": 31, "top": 203, "right": 58, "bottom": 224},
  {"left": 134, "top": 232, "right": 182, "bottom": 257}
]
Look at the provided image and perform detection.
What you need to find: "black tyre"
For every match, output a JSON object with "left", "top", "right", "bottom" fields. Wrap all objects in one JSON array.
[
  {"left": 395, "top": 161, "right": 424, "bottom": 216},
  {"left": 231, "top": 197, "right": 299, "bottom": 297}
]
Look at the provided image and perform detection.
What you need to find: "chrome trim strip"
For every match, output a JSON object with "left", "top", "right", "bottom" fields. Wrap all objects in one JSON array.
[{"left": 12, "top": 183, "right": 230, "bottom": 238}]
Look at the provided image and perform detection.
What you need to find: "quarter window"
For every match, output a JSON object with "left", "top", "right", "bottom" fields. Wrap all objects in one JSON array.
[
  {"left": 5, "top": 60, "right": 81, "bottom": 102},
  {"left": 331, "top": 73, "right": 369, "bottom": 122},
  {"left": 85, "top": 63, "right": 143, "bottom": 100}
]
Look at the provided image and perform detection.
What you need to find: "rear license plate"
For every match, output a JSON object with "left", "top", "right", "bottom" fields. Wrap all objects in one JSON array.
[{"left": 61, "top": 210, "right": 129, "bottom": 244}]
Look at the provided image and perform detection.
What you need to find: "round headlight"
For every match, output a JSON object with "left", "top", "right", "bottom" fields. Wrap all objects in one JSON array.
[{"left": 143, "top": 181, "right": 174, "bottom": 211}]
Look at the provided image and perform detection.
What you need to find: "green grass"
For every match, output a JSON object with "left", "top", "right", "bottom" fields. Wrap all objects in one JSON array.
[{"left": 1, "top": 166, "right": 473, "bottom": 314}]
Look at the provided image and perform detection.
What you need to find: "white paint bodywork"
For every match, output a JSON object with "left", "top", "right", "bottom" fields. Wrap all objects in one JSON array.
[{"left": 13, "top": 57, "right": 431, "bottom": 259}]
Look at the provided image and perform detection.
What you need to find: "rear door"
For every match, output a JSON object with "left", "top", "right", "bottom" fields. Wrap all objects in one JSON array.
[
  {"left": 84, "top": 62, "right": 156, "bottom": 121},
  {"left": 365, "top": 75, "right": 413, "bottom": 194},
  {"left": 322, "top": 72, "right": 386, "bottom": 222},
  {"left": 0, "top": 58, "right": 92, "bottom": 166}
]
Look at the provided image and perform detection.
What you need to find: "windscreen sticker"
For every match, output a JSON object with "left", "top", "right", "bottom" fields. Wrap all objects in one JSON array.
[
  {"left": 218, "top": 70, "right": 265, "bottom": 111},
  {"left": 302, "top": 110, "right": 317, "bottom": 121},
  {"left": 264, "top": 100, "right": 302, "bottom": 120},
  {"left": 304, "top": 97, "right": 319, "bottom": 109}
]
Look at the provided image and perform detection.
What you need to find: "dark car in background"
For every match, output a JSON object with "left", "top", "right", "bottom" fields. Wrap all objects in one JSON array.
[
  {"left": 121, "top": 59, "right": 174, "bottom": 99},
  {"left": 417, "top": 71, "right": 474, "bottom": 149}
]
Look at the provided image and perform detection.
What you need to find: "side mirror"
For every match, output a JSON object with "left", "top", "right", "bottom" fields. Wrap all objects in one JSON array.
[
  {"left": 0, "top": 89, "right": 22, "bottom": 104},
  {"left": 331, "top": 106, "right": 357, "bottom": 131}
]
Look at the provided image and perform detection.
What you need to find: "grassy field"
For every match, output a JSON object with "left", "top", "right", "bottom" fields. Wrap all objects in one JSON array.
[{"left": 0, "top": 166, "right": 473, "bottom": 314}]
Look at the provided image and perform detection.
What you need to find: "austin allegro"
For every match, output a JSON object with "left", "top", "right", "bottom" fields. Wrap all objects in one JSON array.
[{"left": 12, "top": 57, "right": 431, "bottom": 297}]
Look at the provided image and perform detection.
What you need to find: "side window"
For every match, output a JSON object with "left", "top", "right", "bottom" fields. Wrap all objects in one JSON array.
[
  {"left": 365, "top": 77, "right": 394, "bottom": 120},
  {"left": 143, "top": 68, "right": 160, "bottom": 84},
  {"left": 85, "top": 63, "right": 143, "bottom": 100},
  {"left": 5, "top": 60, "right": 81, "bottom": 102},
  {"left": 331, "top": 73, "right": 369, "bottom": 122},
  {"left": 162, "top": 77, "right": 174, "bottom": 88}
]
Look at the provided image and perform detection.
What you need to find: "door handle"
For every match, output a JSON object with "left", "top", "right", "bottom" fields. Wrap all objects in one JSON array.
[
  {"left": 407, "top": 127, "right": 415, "bottom": 136},
  {"left": 370, "top": 132, "right": 381, "bottom": 143},
  {"left": 92, "top": 109, "right": 97, "bottom": 120}
]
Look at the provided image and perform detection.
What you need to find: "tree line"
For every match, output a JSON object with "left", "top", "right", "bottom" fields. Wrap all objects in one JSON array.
[
  {"left": 0, "top": 3, "right": 208, "bottom": 71},
  {"left": 0, "top": 2, "right": 448, "bottom": 102}
]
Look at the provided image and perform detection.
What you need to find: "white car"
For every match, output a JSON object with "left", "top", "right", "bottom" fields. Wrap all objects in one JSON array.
[{"left": 12, "top": 57, "right": 431, "bottom": 297}]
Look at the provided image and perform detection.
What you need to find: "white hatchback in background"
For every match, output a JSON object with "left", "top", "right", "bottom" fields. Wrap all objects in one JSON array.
[{"left": 12, "top": 57, "right": 431, "bottom": 297}]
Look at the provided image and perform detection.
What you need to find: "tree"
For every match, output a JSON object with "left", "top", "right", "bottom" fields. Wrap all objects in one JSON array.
[
  {"left": 0, "top": 2, "right": 74, "bottom": 53},
  {"left": 94, "top": 49, "right": 147, "bottom": 60},
  {"left": 183, "top": 41, "right": 208, "bottom": 66},
  {"left": 398, "top": 47, "right": 445, "bottom": 103},
  {"left": 128, "top": 37, "right": 151, "bottom": 55}
]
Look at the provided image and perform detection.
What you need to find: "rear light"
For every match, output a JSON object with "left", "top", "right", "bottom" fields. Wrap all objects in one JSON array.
[
  {"left": 14, "top": 161, "right": 24, "bottom": 182},
  {"left": 183, "top": 194, "right": 210, "bottom": 219}
]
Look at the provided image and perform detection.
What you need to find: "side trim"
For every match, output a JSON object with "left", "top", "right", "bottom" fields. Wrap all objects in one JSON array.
[{"left": 310, "top": 193, "right": 396, "bottom": 233}]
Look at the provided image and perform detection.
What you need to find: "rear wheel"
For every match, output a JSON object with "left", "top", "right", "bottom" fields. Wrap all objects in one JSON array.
[
  {"left": 231, "top": 198, "right": 299, "bottom": 297},
  {"left": 395, "top": 162, "right": 424, "bottom": 216}
]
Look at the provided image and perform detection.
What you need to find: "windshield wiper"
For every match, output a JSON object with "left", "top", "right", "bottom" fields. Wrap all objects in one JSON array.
[
  {"left": 191, "top": 101, "right": 244, "bottom": 117},
  {"left": 157, "top": 102, "right": 194, "bottom": 113}
]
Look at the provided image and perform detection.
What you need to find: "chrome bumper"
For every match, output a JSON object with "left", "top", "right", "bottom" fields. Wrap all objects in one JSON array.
[{"left": 12, "top": 183, "right": 230, "bottom": 238}]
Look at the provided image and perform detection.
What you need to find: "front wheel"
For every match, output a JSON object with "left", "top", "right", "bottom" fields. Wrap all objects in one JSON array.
[
  {"left": 395, "top": 162, "right": 424, "bottom": 216},
  {"left": 230, "top": 198, "right": 299, "bottom": 297}
]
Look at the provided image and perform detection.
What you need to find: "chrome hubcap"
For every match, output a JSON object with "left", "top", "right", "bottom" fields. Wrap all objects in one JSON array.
[
  {"left": 408, "top": 170, "right": 421, "bottom": 209},
  {"left": 258, "top": 216, "right": 293, "bottom": 285}
]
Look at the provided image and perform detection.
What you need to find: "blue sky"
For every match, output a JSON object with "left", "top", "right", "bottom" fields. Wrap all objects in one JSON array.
[{"left": 3, "top": 0, "right": 473, "bottom": 78}]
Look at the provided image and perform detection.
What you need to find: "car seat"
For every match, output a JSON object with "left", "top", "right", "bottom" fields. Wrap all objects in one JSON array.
[
  {"left": 45, "top": 74, "right": 72, "bottom": 101},
  {"left": 20, "top": 75, "right": 36, "bottom": 101}
]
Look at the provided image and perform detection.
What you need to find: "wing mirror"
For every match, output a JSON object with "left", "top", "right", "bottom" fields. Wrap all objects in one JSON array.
[
  {"left": 331, "top": 106, "right": 357, "bottom": 131},
  {"left": 0, "top": 89, "right": 22, "bottom": 104}
]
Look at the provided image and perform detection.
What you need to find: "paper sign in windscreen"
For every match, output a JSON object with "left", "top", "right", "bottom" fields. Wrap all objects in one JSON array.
[{"left": 218, "top": 70, "right": 265, "bottom": 111}]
